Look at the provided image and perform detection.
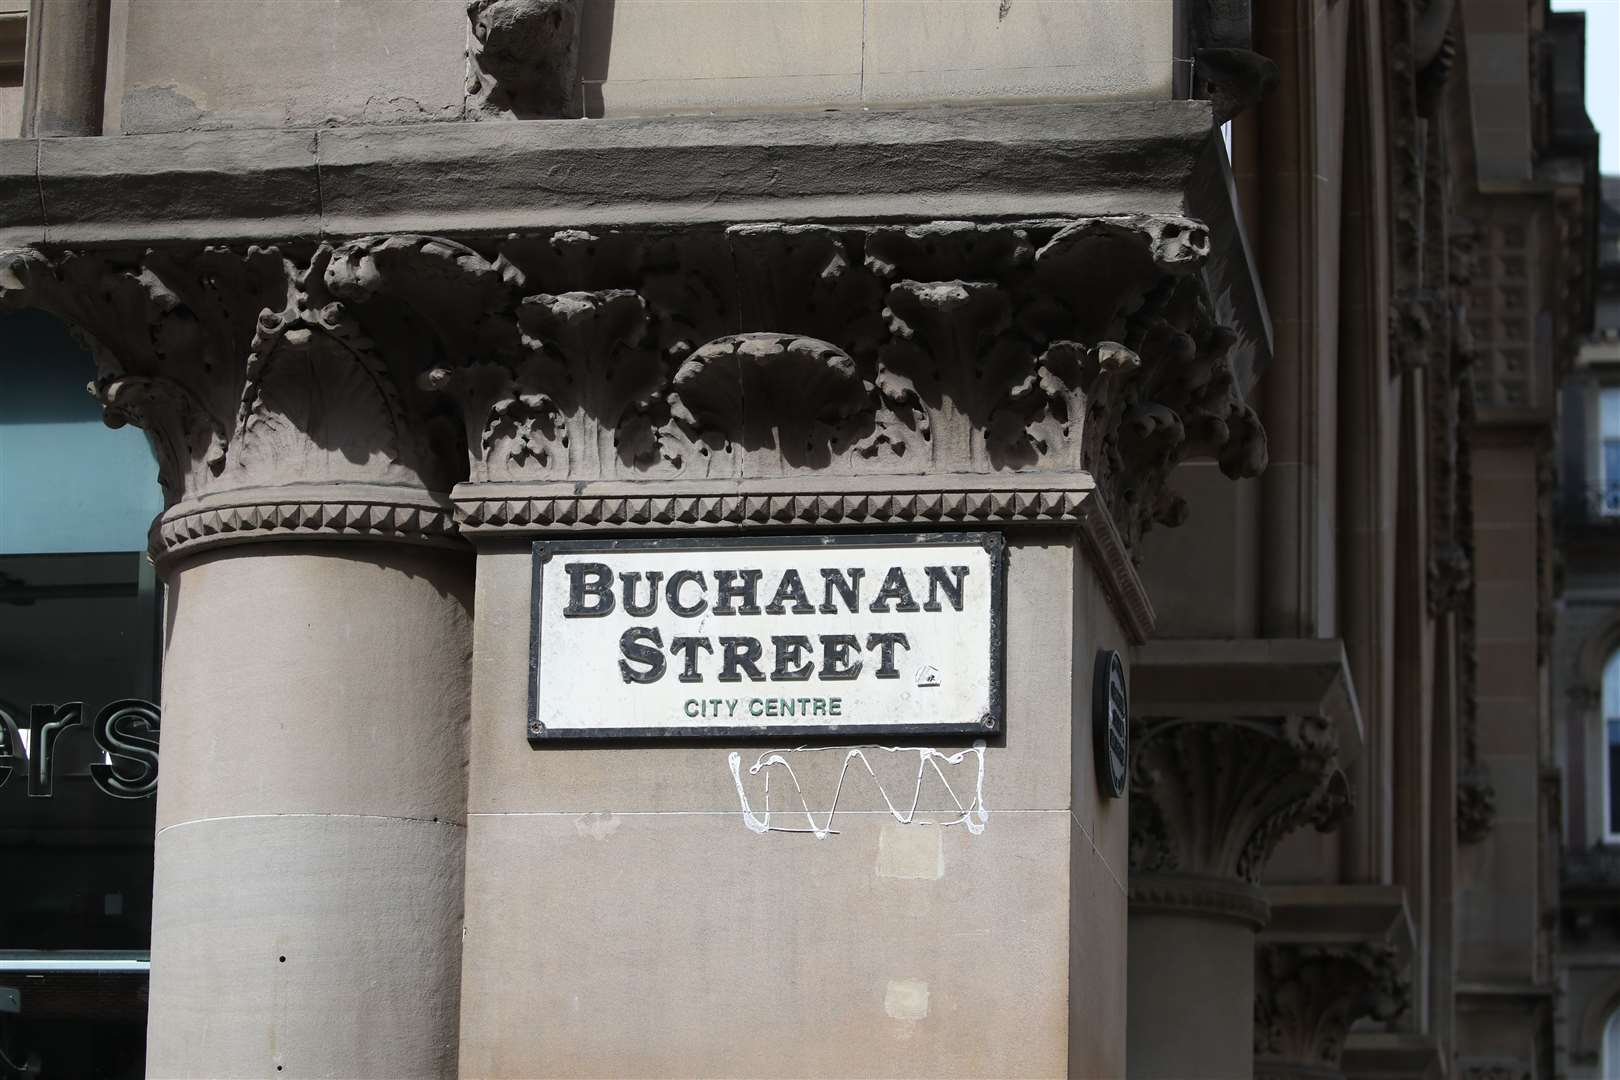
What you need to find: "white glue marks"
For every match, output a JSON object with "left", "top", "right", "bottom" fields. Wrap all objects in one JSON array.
[
  {"left": 574, "top": 811, "right": 620, "bottom": 840},
  {"left": 884, "top": 978, "right": 930, "bottom": 1020},
  {"left": 727, "top": 742, "right": 988, "bottom": 838}
]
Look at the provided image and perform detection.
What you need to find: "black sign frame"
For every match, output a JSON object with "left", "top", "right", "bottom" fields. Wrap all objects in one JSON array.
[
  {"left": 527, "top": 531, "right": 1007, "bottom": 743},
  {"left": 1093, "top": 649, "right": 1129, "bottom": 798}
]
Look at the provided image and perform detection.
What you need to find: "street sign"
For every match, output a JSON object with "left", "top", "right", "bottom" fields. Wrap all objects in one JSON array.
[{"left": 528, "top": 532, "right": 1005, "bottom": 741}]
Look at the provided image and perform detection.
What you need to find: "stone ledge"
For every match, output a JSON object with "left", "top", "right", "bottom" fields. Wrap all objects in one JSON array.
[
  {"left": 1131, "top": 638, "right": 1365, "bottom": 764},
  {"left": 1340, "top": 1033, "right": 1445, "bottom": 1080},
  {"left": 1260, "top": 884, "right": 1415, "bottom": 961},
  {"left": 0, "top": 102, "right": 1212, "bottom": 249}
]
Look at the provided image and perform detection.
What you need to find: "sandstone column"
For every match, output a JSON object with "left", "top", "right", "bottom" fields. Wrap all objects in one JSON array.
[
  {"left": 1127, "top": 638, "right": 1361, "bottom": 1080},
  {"left": 410, "top": 216, "right": 1268, "bottom": 1078},
  {"left": 0, "top": 239, "right": 483, "bottom": 1078}
]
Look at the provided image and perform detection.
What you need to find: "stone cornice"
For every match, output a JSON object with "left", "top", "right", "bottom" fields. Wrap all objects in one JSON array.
[
  {"left": 1259, "top": 885, "right": 1415, "bottom": 959},
  {"left": 0, "top": 102, "right": 1220, "bottom": 247},
  {"left": 0, "top": 104, "right": 1270, "bottom": 400},
  {"left": 1131, "top": 638, "right": 1364, "bottom": 763}
]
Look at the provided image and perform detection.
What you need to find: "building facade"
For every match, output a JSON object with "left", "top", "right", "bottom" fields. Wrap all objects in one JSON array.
[
  {"left": 1552, "top": 174, "right": 1620, "bottom": 1078},
  {"left": 0, "top": 1, "right": 1601, "bottom": 1077}
]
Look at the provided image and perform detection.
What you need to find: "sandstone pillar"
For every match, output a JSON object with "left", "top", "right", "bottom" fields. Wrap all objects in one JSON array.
[
  {"left": 0, "top": 240, "right": 479, "bottom": 1078},
  {"left": 1127, "top": 639, "right": 1361, "bottom": 1080},
  {"left": 404, "top": 217, "right": 1266, "bottom": 1077},
  {"left": 20, "top": 0, "right": 107, "bottom": 136}
]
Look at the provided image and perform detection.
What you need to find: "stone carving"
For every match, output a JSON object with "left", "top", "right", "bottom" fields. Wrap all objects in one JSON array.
[
  {"left": 1253, "top": 943, "right": 1410, "bottom": 1076},
  {"left": 2, "top": 217, "right": 1264, "bottom": 569},
  {"left": 1457, "top": 764, "right": 1498, "bottom": 846},
  {"left": 1453, "top": 367, "right": 1496, "bottom": 845},
  {"left": 1428, "top": 224, "right": 1476, "bottom": 618},
  {"left": 1196, "top": 48, "right": 1281, "bottom": 126},
  {"left": 426, "top": 216, "right": 1266, "bottom": 552},
  {"left": 465, "top": 0, "right": 582, "bottom": 119},
  {"left": 0, "top": 238, "right": 477, "bottom": 563},
  {"left": 1129, "top": 715, "right": 1352, "bottom": 885},
  {"left": 1181, "top": 1, "right": 1279, "bottom": 123}
]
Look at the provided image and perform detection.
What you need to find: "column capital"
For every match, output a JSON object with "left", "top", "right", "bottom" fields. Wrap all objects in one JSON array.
[
  {"left": 1252, "top": 885, "right": 1415, "bottom": 1080},
  {"left": 1128, "top": 640, "right": 1362, "bottom": 905},
  {"left": 3, "top": 215, "right": 1266, "bottom": 596},
  {"left": 1253, "top": 942, "right": 1410, "bottom": 1080},
  {"left": 0, "top": 237, "right": 496, "bottom": 565}
]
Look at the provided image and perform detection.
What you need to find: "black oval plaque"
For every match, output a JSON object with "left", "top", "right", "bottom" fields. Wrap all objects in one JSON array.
[{"left": 1093, "top": 649, "right": 1128, "bottom": 799}]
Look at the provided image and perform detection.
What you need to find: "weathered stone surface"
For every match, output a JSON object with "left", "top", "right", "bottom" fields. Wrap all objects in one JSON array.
[
  {"left": 466, "top": 0, "right": 582, "bottom": 119},
  {"left": 37, "top": 128, "right": 321, "bottom": 245},
  {"left": 458, "top": 533, "right": 1130, "bottom": 1077},
  {"left": 861, "top": 0, "right": 1175, "bottom": 108},
  {"left": 0, "top": 136, "right": 42, "bottom": 247},
  {"left": 111, "top": 0, "right": 466, "bottom": 134},
  {"left": 147, "top": 815, "right": 464, "bottom": 1079},
  {"left": 0, "top": 102, "right": 1216, "bottom": 243},
  {"left": 147, "top": 543, "right": 472, "bottom": 1080},
  {"left": 1, "top": 213, "right": 1265, "bottom": 573}
]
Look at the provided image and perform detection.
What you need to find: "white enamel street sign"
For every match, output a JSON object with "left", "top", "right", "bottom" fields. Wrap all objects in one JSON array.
[{"left": 528, "top": 532, "right": 1006, "bottom": 740}]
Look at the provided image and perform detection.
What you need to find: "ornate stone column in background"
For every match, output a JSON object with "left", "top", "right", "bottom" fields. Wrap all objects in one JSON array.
[
  {"left": 1127, "top": 639, "right": 1361, "bottom": 1080},
  {"left": 1255, "top": 943, "right": 1409, "bottom": 1080},
  {"left": 1, "top": 240, "right": 480, "bottom": 1078}
]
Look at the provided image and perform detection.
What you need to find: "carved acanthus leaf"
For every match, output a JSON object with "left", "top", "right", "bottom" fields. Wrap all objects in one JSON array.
[
  {"left": 0, "top": 239, "right": 479, "bottom": 561},
  {"left": 5, "top": 216, "right": 1267, "bottom": 560},
  {"left": 1254, "top": 944, "right": 1410, "bottom": 1071},
  {"left": 1129, "top": 715, "right": 1351, "bottom": 884}
]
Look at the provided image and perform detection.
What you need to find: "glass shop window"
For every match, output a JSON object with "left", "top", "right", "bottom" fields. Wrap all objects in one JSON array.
[
  {"left": 1, "top": 311, "right": 163, "bottom": 1079},
  {"left": 1601, "top": 387, "right": 1620, "bottom": 515},
  {"left": 1606, "top": 1007, "right": 1620, "bottom": 1080},
  {"left": 1607, "top": 650, "right": 1620, "bottom": 842}
]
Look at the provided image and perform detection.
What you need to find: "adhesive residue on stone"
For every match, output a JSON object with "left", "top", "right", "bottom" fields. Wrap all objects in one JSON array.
[{"left": 728, "top": 742, "right": 988, "bottom": 838}]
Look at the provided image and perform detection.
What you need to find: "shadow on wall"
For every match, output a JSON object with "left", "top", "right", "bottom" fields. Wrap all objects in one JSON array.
[{"left": 579, "top": 0, "right": 615, "bottom": 119}]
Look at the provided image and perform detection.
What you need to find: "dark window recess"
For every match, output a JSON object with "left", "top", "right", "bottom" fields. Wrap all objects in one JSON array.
[
  {"left": 1, "top": 551, "right": 161, "bottom": 1080},
  {"left": 1610, "top": 719, "right": 1620, "bottom": 839}
]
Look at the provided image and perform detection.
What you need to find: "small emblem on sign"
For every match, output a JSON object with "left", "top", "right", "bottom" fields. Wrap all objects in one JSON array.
[
  {"left": 1092, "top": 649, "right": 1129, "bottom": 799},
  {"left": 915, "top": 665, "right": 941, "bottom": 688}
]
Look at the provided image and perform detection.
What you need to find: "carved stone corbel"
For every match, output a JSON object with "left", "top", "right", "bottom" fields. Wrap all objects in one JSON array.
[
  {"left": 465, "top": 0, "right": 582, "bottom": 119},
  {"left": 1253, "top": 943, "right": 1411, "bottom": 1080},
  {"left": 3, "top": 216, "right": 1266, "bottom": 600},
  {"left": 1128, "top": 640, "right": 1360, "bottom": 926}
]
